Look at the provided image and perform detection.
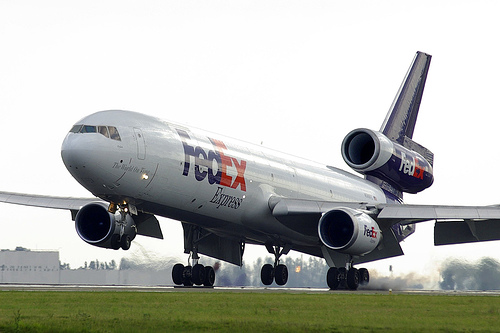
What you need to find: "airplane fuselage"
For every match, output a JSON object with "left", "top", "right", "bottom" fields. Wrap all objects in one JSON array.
[{"left": 61, "top": 110, "right": 387, "bottom": 248}]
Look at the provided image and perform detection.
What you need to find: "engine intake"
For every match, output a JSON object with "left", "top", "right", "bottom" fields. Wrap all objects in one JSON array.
[
  {"left": 318, "top": 207, "right": 381, "bottom": 256},
  {"left": 75, "top": 202, "right": 136, "bottom": 250},
  {"left": 342, "top": 128, "right": 433, "bottom": 194}
]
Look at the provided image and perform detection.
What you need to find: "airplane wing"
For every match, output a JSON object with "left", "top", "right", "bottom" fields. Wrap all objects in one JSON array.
[
  {"left": 0, "top": 191, "right": 99, "bottom": 217},
  {"left": 269, "top": 196, "right": 500, "bottom": 264},
  {"left": 377, "top": 204, "right": 500, "bottom": 223},
  {"left": 269, "top": 196, "right": 500, "bottom": 226},
  {"left": 0, "top": 191, "right": 163, "bottom": 239}
]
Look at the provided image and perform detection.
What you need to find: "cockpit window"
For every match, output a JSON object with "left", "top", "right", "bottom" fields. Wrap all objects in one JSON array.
[
  {"left": 108, "top": 126, "right": 121, "bottom": 141},
  {"left": 70, "top": 124, "right": 121, "bottom": 141},
  {"left": 82, "top": 125, "right": 97, "bottom": 133},
  {"left": 70, "top": 125, "right": 83, "bottom": 133},
  {"left": 98, "top": 126, "right": 110, "bottom": 138}
]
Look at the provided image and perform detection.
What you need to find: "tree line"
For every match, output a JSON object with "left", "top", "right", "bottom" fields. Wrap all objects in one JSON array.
[{"left": 61, "top": 255, "right": 500, "bottom": 290}]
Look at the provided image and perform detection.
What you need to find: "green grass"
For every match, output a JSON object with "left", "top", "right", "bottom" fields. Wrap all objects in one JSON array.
[{"left": 0, "top": 291, "right": 499, "bottom": 332}]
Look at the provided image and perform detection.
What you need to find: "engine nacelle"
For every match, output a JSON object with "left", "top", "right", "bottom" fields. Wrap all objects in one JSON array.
[
  {"left": 341, "top": 128, "right": 434, "bottom": 194},
  {"left": 75, "top": 202, "right": 136, "bottom": 249},
  {"left": 318, "top": 207, "right": 381, "bottom": 256}
]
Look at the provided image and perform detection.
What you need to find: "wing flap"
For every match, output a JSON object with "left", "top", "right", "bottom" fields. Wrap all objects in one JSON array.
[
  {"left": 435, "top": 219, "right": 500, "bottom": 246},
  {"left": 135, "top": 213, "right": 164, "bottom": 240}
]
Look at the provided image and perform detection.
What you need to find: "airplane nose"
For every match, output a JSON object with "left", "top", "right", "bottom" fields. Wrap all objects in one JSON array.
[
  {"left": 61, "top": 132, "right": 98, "bottom": 180},
  {"left": 61, "top": 127, "right": 132, "bottom": 196}
]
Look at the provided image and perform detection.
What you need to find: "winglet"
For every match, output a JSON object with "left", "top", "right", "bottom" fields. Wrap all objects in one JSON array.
[{"left": 380, "top": 52, "right": 432, "bottom": 144}]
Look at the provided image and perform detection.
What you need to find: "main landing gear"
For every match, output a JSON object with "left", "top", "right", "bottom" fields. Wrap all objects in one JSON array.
[
  {"left": 327, "top": 258, "right": 370, "bottom": 290},
  {"left": 172, "top": 224, "right": 216, "bottom": 287},
  {"left": 109, "top": 203, "right": 135, "bottom": 251},
  {"left": 260, "top": 244, "right": 290, "bottom": 286},
  {"left": 172, "top": 253, "right": 216, "bottom": 287}
]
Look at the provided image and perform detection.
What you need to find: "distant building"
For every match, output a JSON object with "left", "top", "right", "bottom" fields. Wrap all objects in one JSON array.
[
  {"left": 0, "top": 247, "right": 172, "bottom": 285},
  {"left": 0, "top": 248, "right": 59, "bottom": 283}
]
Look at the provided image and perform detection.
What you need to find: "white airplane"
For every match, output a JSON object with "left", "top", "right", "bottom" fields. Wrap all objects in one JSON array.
[{"left": 2, "top": 51, "right": 500, "bottom": 290}]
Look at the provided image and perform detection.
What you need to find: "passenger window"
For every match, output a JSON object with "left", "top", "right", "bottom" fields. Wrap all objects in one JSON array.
[
  {"left": 109, "top": 126, "right": 121, "bottom": 141},
  {"left": 98, "top": 126, "right": 110, "bottom": 138},
  {"left": 83, "top": 125, "right": 97, "bottom": 133},
  {"left": 70, "top": 125, "right": 83, "bottom": 133}
]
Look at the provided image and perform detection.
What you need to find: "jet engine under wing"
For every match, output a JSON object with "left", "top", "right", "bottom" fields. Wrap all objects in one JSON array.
[
  {"left": 268, "top": 196, "right": 380, "bottom": 235},
  {"left": 0, "top": 191, "right": 163, "bottom": 240},
  {"left": 269, "top": 196, "right": 405, "bottom": 265}
]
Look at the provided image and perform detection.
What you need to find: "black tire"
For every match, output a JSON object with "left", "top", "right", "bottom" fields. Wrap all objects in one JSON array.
[
  {"left": 275, "top": 264, "right": 288, "bottom": 286},
  {"left": 120, "top": 235, "right": 131, "bottom": 250},
  {"left": 183, "top": 265, "right": 193, "bottom": 286},
  {"left": 359, "top": 268, "right": 369, "bottom": 286},
  {"left": 346, "top": 268, "right": 360, "bottom": 290},
  {"left": 204, "top": 266, "right": 215, "bottom": 287},
  {"left": 192, "top": 264, "right": 205, "bottom": 286},
  {"left": 261, "top": 264, "right": 274, "bottom": 286},
  {"left": 327, "top": 267, "right": 341, "bottom": 290},
  {"left": 172, "top": 263, "right": 184, "bottom": 285},
  {"left": 110, "top": 234, "right": 120, "bottom": 250},
  {"left": 338, "top": 267, "right": 347, "bottom": 289}
]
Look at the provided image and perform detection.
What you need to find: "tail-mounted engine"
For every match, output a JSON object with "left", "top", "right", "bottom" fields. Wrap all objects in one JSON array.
[
  {"left": 75, "top": 202, "right": 137, "bottom": 250},
  {"left": 318, "top": 207, "right": 381, "bottom": 256},
  {"left": 342, "top": 128, "right": 434, "bottom": 194}
]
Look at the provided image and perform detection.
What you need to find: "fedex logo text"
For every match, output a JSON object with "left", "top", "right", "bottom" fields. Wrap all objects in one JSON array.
[
  {"left": 176, "top": 129, "right": 247, "bottom": 191},
  {"left": 363, "top": 225, "right": 378, "bottom": 240},
  {"left": 399, "top": 151, "right": 425, "bottom": 180}
]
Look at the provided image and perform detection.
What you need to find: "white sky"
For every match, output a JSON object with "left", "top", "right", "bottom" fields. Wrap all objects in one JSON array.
[{"left": 1, "top": 1, "right": 499, "bottom": 285}]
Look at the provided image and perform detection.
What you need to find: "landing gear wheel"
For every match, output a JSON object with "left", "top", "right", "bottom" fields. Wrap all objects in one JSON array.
[
  {"left": 338, "top": 267, "right": 347, "bottom": 289},
  {"left": 347, "top": 268, "right": 360, "bottom": 290},
  {"left": 183, "top": 265, "right": 193, "bottom": 286},
  {"left": 120, "top": 234, "right": 131, "bottom": 250},
  {"left": 192, "top": 264, "right": 206, "bottom": 286},
  {"left": 275, "top": 264, "right": 288, "bottom": 286},
  {"left": 204, "top": 266, "right": 215, "bottom": 287},
  {"left": 327, "top": 267, "right": 341, "bottom": 290},
  {"left": 261, "top": 264, "right": 274, "bottom": 286},
  {"left": 110, "top": 234, "right": 120, "bottom": 250},
  {"left": 359, "top": 268, "right": 369, "bottom": 286},
  {"left": 172, "top": 263, "right": 185, "bottom": 285}
]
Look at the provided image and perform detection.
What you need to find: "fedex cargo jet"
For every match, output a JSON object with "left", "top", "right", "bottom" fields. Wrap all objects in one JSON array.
[{"left": 2, "top": 51, "right": 500, "bottom": 290}]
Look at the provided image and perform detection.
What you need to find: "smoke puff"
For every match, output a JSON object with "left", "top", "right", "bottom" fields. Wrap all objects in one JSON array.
[{"left": 440, "top": 257, "right": 500, "bottom": 290}]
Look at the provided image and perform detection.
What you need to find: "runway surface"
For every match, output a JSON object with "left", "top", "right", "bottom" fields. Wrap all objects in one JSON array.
[{"left": 1, "top": 283, "right": 499, "bottom": 296}]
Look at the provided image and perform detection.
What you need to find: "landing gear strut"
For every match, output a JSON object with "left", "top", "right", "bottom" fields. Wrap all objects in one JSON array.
[
  {"left": 260, "top": 244, "right": 290, "bottom": 286},
  {"left": 109, "top": 203, "right": 135, "bottom": 251},
  {"left": 326, "top": 257, "right": 369, "bottom": 290}
]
